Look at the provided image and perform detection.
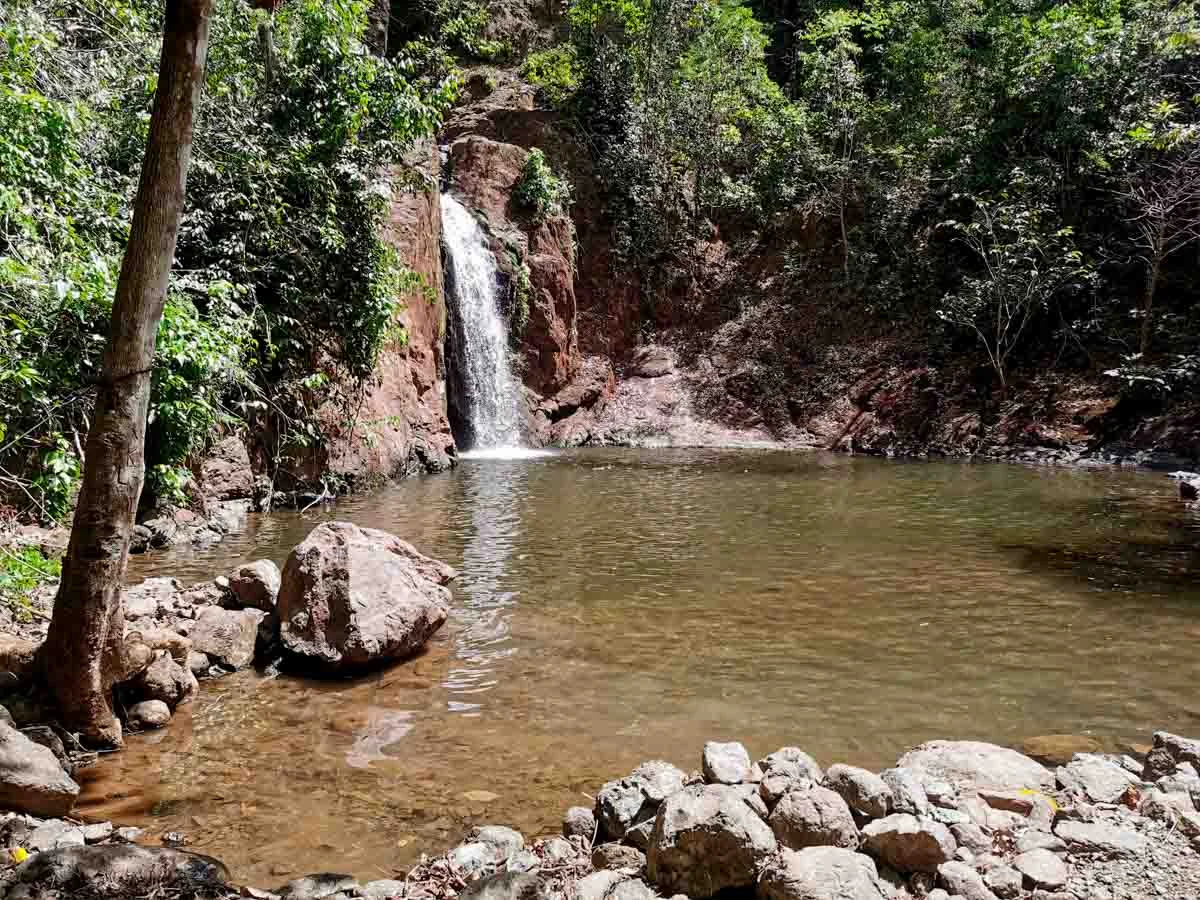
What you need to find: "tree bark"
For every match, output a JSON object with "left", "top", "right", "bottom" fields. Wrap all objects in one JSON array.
[
  {"left": 39, "top": 0, "right": 212, "bottom": 748},
  {"left": 1140, "top": 240, "right": 1163, "bottom": 355},
  {"left": 366, "top": 0, "right": 390, "bottom": 56}
]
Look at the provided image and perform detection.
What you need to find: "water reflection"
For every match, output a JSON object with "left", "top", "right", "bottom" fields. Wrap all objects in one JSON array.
[{"left": 442, "top": 460, "right": 530, "bottom": 709}]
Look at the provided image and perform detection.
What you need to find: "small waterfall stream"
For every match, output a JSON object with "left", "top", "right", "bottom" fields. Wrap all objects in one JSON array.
[{"left": 441, "top": 193, "right": 524, "bottom": 450}]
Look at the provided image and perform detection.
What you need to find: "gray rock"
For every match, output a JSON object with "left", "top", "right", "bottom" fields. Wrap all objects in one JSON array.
[
  {"left": 984, "top": 864, "right": 1023, "bottom": 899},
  {"left": 506, "top": 850, "right": 540, "bottom": 873},
  {"left": 596, "top": 762, "right": 685, "bottom": 841},
  {"left": 1015, "top": 830, "right": 1066, "bottom": 854},
  {"left": 125, "top": 577, "right": 181, "bottom": 619},
  {"left": 228, "top": 560, "right": 282, "bottom": 612},
  {"left": 1152, "top": 730, "right": 1200, "bottom": 768},
  {"left": 702, "top": 741, "right": 753, "bottom": 784},
  {"left": 949, "top": 822, "right": 991, "bottom": 855},
  {"left": 880, "top": 767, "right": 929, "bottom": 816},
  {"left": 6, "top": 845, "right": 231, "bottom": 900},
  {"left": 564, "top": 805, "right": 597, "bottom": 841},
  {"left": 82, "top": 821, "right": 114, "bottom": 843},
  {"left": 629, "top": 760, "right": 687, "bottom": 803},
  {"left": 361, "top": 880, "right": 407, "bottom": 900},
  {"left": 592, "top": 843, "right": 645, "bottom": 872},
  {"left": 189, "top": 605, "right": 265, "bottom": 669},
  {"left": 731, "top": 782, "right": 769, "bottom": 819},
  {"left": 128, "top": 651, "right": 198, "bottom": 710},
  {"left": 608, "top": 880, "right": 657, "bottom": 900},
  {"left": 937, "top": 860, "right": 998, "bottom": 900},
  {"left": 824, "top": 764, "right": 892, "bottom": 819},
  {"left": 573, "top": 871, "right": 625, "bottom": 900},
  {"left": 1056, "top": 754, "right": 1137, "bottom": 803},
  {"left": 760, "top": 760, "right": 816, "bottom": 809},
  {"left": 1013, "top": 848, "right": 1068, "bottom": 890},
  {"left": 128, "top": 700, "right": 171, "bottom": 730},
  {"left": 278, "top": 522, "right": 452, "bottom": 671},
  {"left": 930, "top": 806, "right": 971, "bottom": 827},
  {"left": 646, "top": 783, "right": 776, "bottom": 897},
  {"left": 861, "top": 814, "right": 956, "bottom": 873},
  {"left": 187, "top": 651, "right": 211, "bottom": 676},
  {"left": 28, "top": 818, "right": 85, "bottom": 851},
  {"left": 471, "top": 825, "right": 524, "bottom": 860},
  {"left": 115, "top": 826, "right": 144, "bottom": 842},
  {"left": 759, "top": 846, "right": 886, "bottom": 900},
  {"left": 769, "top": 786, "right": 859, "bottom": 850},
  {"left": 0, "top": 721, "right": 80, "bottom": 817},
  {"left": 21, "top": 726, "right": 72, "bottom": 774},
  {"left": 279, "top": 874, "right": 360, "bottom": 899},
  {"left": 898, "top": 741, "right": 1053, "bottom": 793},
  {"left": 1053, "top": 820, "right": 1146, "bottom": 856},
  {"left": 759, "top": 748, "right": 824, "bottom": 783},
  {"left": 130, "top": 624, "right": 192, "bottom": 663},
  {"left": 449, "top": 841, "right": 498, "bottom": 879},
  {"left": 539, "top": 836, "right": 575, "bottom": 864},
  {"left": 625, "top": 818, "right": 654, "bottom": 852}
]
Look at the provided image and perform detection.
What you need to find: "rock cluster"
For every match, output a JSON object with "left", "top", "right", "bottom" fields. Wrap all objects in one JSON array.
[{"left": 0, "top": 730, "right": 1198, "bottom": 900}]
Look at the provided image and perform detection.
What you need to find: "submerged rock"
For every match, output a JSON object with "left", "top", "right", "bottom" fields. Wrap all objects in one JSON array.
[
  {"left": 0, "top": 722, "right": 79, "bottom": 817},
  {"left": 646, "top": 783, "right": 776, "bottom": 897},
  {"left": 6, "top": 845, "right": 230, "bottom": 900},
  {"left": 760, "top": 846, "right": 886, "bottom": 900},
  {"left": 128, "top": 700, "right": 171, "bottom": 730},
  {"left": 278, "top": 522, "right": 452, "bottom": 671}
]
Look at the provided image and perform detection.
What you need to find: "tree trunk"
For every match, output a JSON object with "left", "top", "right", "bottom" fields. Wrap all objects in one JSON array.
[
  {"left": 366, "top": 0, "right": 389, "bottom": 56},
  {"left": 1140, "top": 246, "right": 1163, "bottom": 355},
  {"left": 39, "top": 0, "right": 212, "bottom": 748}
]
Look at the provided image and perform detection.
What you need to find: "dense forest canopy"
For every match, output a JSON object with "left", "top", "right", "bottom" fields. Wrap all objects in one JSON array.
[{"left": 2, "top": 0, "right": 1199, "bottom": 522}]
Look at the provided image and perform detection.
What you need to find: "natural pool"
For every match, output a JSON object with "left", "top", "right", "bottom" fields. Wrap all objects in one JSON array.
[{"left": 77, "top": 449, "right": 1200, "bottom": 884}]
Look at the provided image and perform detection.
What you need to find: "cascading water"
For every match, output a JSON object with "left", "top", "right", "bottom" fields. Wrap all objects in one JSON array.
[{"left": 441, "top": 193, "right": 524, "bottom": 451}]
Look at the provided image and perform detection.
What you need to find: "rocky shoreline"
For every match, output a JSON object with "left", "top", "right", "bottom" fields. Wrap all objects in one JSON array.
[{"left": 0, "top": 731, "right": 1197, "bottom": 899}]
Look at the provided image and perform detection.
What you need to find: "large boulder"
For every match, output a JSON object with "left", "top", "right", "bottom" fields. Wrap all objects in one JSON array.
[
  {"left": 278, "top": 522, "right": 453, "bottom": 671},
  {"left": 5, "top": 845, "right": 231, "bottom": 900},
  {"left": 0, "top": 722, "right": 79, "bottom": 817},
  {"left": 188, "top": 606, "right": 265, "bottom": 670},
  {"left": 646, "top": 783, "right": 776, "bottom": 898},
  {"left": 860, "top": 814, "right": 956, "bottom": 873},
  {"left": 769, "top": 786, "right": 860, "bottom": 850},
  {"left": 897, "top": 741, "right": 1053, "bottom": 793},
  {"left": 759, "top": 847, "right": 886, "bottom": 900}
]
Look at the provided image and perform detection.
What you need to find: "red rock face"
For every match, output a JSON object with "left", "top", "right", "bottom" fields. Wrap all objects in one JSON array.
[
  {"left": 447, "top": 134, "right": 579, "bottom": 397},
  {"left": 287, "top": 139, "right": 456, "bottom": 486}
]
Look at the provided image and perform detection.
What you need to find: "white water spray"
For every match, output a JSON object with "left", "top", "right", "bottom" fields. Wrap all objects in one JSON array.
[{"left": 440, "top": 194, "right": 526, "bottom": 451}]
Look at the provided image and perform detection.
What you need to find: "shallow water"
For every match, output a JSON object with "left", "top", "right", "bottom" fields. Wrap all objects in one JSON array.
[{"left": 79, "top": 449, "right": 1200, "bottom": 885}]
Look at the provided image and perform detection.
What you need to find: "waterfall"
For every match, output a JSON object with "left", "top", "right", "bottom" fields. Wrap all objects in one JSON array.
[{"left": 441, "top": 193, "right": 523, "bottom": 450}]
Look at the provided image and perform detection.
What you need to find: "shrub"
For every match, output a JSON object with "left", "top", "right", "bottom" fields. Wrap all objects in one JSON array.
[
  {"left": 514, "top": 149, "right": 571, "bottom": 221},
  {"left": 521, "top": 45, "right": 580, "bottom": 107}
]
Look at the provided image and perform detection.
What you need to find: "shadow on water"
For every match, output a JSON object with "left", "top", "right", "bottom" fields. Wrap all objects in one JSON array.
[{"left": 89, "top": 449, "right": 1200, "bottom": 884}]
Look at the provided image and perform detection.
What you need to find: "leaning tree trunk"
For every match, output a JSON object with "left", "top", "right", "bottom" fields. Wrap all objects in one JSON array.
[{"left": 39, "top": 0, "right": 213, "bottom": 748}]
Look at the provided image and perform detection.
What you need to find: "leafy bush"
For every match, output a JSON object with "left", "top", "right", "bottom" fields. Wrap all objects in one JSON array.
[
  {"left": 0, "top": 0, "right": 460, "bottom": 519},
  {"left": 522, "top": 45, "right": 580, "bottom": 107},
  {"left": 514, "top": 149, "right": 572, "bottom": 221},
  {"left": 0, "top": 544, "right": 59, "bottom": 622}
]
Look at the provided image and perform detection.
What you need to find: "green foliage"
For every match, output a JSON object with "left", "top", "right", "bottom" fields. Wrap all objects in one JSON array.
[
  {"left": 514, "top": 149, "right": 572, "bottom": 220},
  {"left": 0, "top": 544, "right": 59, "bottom": 622},
  {"left": 0, "top": 0, "right": 458, "bottom": 519},
  {"left": 522, "top": 45, "right": 581, "bottom": 107}
]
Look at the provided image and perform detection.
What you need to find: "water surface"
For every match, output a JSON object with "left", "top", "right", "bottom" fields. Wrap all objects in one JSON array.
[{"left": 80, "top": 450, "right": 1200, "bottom": 884}]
